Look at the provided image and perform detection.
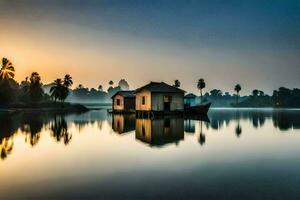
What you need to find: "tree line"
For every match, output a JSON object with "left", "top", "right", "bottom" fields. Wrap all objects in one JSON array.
[
  {"left": 0, "top": 57, "right": 299, "bottom": 107},
  {"left": 173, "top": 79, "right": 300, "bottom": 108},
  {"left": 0, "top": 57, "right": 73, "bottom": 105}
]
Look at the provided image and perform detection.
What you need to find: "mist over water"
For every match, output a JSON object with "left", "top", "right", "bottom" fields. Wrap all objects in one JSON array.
[{"left": 0, "top": 108, "right": 300, "bottom": 199}]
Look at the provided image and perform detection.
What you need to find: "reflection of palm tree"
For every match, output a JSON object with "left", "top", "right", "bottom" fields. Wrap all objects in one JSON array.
[
  {"left": 22, "top": 115, "right": 43, "bottom": 146},
  {"left": 235, "top": 111, "right": 242, "bottom": 137},
  {"left": 25, "top": 133, "right": 40, "bottom": 146},
  {"left": 235, "top": 123, "right": 242, "bottom": 137},
  {"left": 199, "top": 133, "right": 206, "bottom": 146},
  {"left": 50, "top": 115, "right": 72, "bottom": 145},
  {"left": 0, "top": 137, "right": 14, "bottom": 160},
  {"left": 198, "top": 120, "right": 206, "bottom": 146},
  {"left": 0, "top": 58, "right": 15, "bottom": 80}
]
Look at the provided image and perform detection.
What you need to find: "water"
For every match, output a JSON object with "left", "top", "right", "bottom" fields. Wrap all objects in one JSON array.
[{"left": 0, "top": 108, "right": 300, "bottom": 199}]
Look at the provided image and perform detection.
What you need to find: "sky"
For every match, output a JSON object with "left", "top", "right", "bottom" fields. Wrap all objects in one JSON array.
[{"left": 0, "top": 0, "right": 299, "bottom": 94}]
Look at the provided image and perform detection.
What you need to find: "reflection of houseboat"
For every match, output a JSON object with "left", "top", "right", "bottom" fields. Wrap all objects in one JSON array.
[
  {"left": 111, "top": 91, "right": 135, "bottom": 113},
  {"left": 184, "top": 119, "right": 195, "bottom": 133},
  {"left": 112, "top": 114, "right": 136, "bottom": 134},
  {"left": 136, "top": 118, "right": 184, "bottom": 147}
]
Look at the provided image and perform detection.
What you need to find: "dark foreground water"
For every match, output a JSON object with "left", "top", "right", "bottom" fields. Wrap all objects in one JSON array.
[{"left": 0, "top": 108, "right": 300, "bottom": 200}]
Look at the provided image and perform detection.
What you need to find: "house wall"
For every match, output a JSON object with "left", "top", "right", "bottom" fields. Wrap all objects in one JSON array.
[
  {"left": 113, "top": 94, "right": 124, "bottom": 110},
  {"left": 151, "top": 93, "right": 184, "bottom": 111},
  {"left": 124, "top": 98, "right": 135, "bottom": 111},
  {"left": 135, "top": 90, "right": 151, "bottom": 111}
]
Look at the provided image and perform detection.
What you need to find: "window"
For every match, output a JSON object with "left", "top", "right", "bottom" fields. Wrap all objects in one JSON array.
[
  {"left": 142, "top": 96, "right": 146, "bottom": 105},
  {"left": 116, "top": 99, "right": 120, "bottom": 105}
]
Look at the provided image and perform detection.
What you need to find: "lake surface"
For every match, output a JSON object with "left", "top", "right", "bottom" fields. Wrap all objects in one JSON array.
[{"left": 1, "top": 108, "right": 300, "bottom": 200}]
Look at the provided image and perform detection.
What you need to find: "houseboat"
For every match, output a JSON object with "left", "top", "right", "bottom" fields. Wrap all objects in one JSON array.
[
  {"left": 111, "top": 90, "right": 135, "bottom": 113},
  {"left": 110, "top": 82, "right": 210, "bottom": 117},
  {"left": 134, "top": 82, "right": 185, "bottom": 117}
]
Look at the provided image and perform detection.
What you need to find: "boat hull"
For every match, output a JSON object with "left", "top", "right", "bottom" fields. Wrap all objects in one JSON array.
[{"left": 184, "top": 102, "right": 211, "bottom": 115}]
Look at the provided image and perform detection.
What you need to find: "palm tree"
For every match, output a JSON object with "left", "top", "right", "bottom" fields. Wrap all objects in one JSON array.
[
  {"left": 252, "top": 89, "right": 259, "bottom": 97},
  {"left": 173, "top": 80, "right": 181, "bottom": 88},
  {"left": 63, "top": 74, "right": 73, "bottom": 88},
  {"left": 258, "top": 90, "right": 264, "bottom": 96},
  {"left": 50, "top": 79, "right": 63, "bottom": 102},
  {"left": 98, "top": 84, "right": 103, "bottom": 91},
  {"left": 28, "top": 72, "right": 43, "bottom": 102},
  {"left": 197, "top": 78, "right": 206, "bottom": 103},
  {"left": 30, "top": 72, "right": 41, "bottom": 84},
  {"left": 109, "top": 80, "right": 114, "bottom": 86},
  {"left": 0, "top": 58, "right": 15, "bottom": 80},
  {"left": 62, "top": 74, "right": 73, "bottom": 102},
  {"left": 234, "top": 84, "right": 241, "bottom": 104},
  {"left": 77, "top": 84, "right": 83, "bottom": 89}
]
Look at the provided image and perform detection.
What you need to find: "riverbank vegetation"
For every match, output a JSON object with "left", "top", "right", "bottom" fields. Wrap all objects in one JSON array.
[
  {"left": 193, "top": 79, "right": 300, "bottom": 108},
  {"left": 1, "top": 57, "right": 299, "bottom": 109},
  {"left": 0, "top": 57, "right": 87, "bottom": 112}
]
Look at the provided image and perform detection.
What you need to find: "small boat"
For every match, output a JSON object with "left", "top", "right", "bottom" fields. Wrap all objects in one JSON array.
[{"left": 184, "top": 102, "right": 211, "bottom": 115}]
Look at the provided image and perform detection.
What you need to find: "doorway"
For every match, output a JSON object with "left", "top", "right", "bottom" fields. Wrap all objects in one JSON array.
[{"left": 164, "top": 96, "right": 171, "bottom": 111}]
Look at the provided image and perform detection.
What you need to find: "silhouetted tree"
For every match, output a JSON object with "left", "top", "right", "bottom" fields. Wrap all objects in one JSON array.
[
  {"left": 173, "top": 80, "right": 181, "bottom": 88},
  {"left": 0, "top": 58, "right": 18, "bottom": 104},
  {"left": 210, "top": 89, "right": 222, "bottom": 97},
  {"left": 118, "top": 79, "right": 129, "bottom": 90},
  {"left": 98, "top": 84, "right": 103, "bottom": 91},
  {"left": 73, "top": 84, "right": 89, "bottom": 99},
  {"left": 63, "top": 74, "right": 73, "bottom": 88},
  {"left": 61, "top": 74, "right": 73, "bottom": 102},
  {"left": 78, "top": 84, "right": 84, "bottom": 89},
  {"left": 50, "top": 75, "right": 72, "bottom": 102},
  {"left": 28, "top": 72, "right": 44, "bottom": 102},
  {"left": 258, "top": 90, "right": 264, "bottom": 96},
  {"left": 252, "top": 89, "right": 259, "bottom": 97},
  {"left": 197, "top": 78, "right": 206, "bottom": 103},
  {"left": 234, "top": 84, "right": 241, "bottom": 104},
  {"left": 50, "top": 79, "right": 64, "bottom": 102},
  {"left": 0, "top": 58, "right": 15, "bottom": 79},
  {"left": 272, "top": 87, "right": 300, "bottom": 108}
]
